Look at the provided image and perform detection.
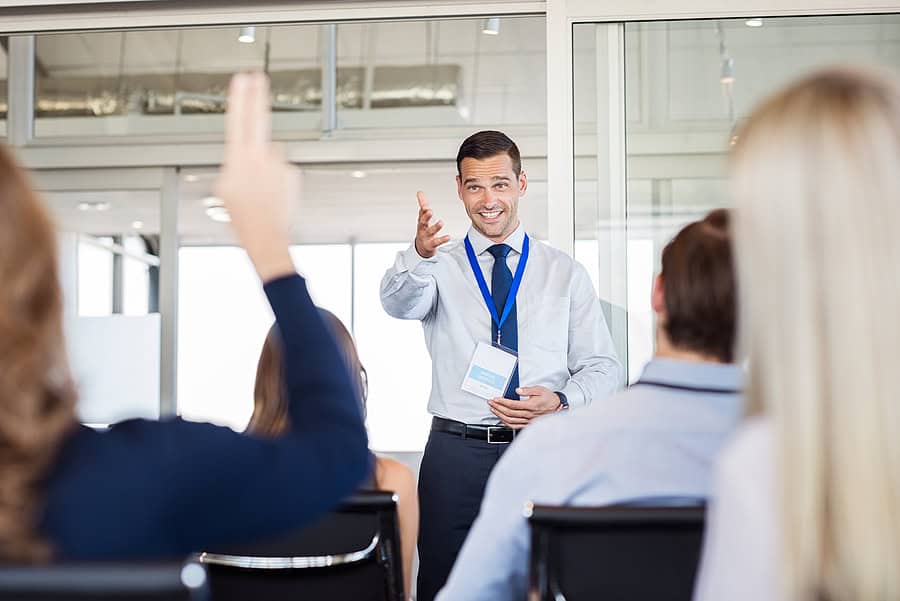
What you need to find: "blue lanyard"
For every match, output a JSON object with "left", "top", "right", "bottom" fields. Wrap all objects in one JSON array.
[{"left": 464, "top": 234, "right": 530, "bottom": 345}]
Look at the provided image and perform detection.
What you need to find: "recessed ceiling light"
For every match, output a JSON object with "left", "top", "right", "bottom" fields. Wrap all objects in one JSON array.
[
  {"left": 238, "top": 26, "right": 256, "bottom": 44},
  {"left": 745, "top": 18, "right": 763, "bottom": 27},
  {"left": 206, "top": 206, "right": 231, "bottom": 223},
  {"left": 202, "top": 196, "right": 231, "bottom": 223},
  {"left": 351, "top": 170, "right": 367, "bottom": 179},
  {"left": 131, "top": 220, "right": 144, "bottom": 230},
  {"left": 77, "top": 201, "right": 111, "bottom": 212},
  {"left": 482, "top": 17, "right": 500, "bottom": 36}
]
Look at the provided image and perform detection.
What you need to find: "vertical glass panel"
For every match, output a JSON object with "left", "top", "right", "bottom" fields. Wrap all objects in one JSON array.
[
  {"left": 354, "top": 243, "right": 432, "bottom": 452},
  {"left": 576, "top": 15, "right": 900, "bottom": 382},
  {"left": 337, "top": 17, "right": 546, "bottom": 130},
  {"left": 625, "top": 15, "right": 900, "bottom": 374},
  {"left": 573, "top": 24, "right": 634, "bottom": 376},
  {"left": 177, "top": 246, "right": 269, "bottom": 430},
  {"left": 77, "top": 237, "right": 114, "bottom": 316},
  {"left": 42, "top": 184, "right": 161, "bottom": 424}
]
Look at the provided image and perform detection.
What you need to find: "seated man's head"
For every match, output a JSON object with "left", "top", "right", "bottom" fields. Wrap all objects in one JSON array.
[{"left": 652, "top": 209, "right": 735, "bottom": 363}]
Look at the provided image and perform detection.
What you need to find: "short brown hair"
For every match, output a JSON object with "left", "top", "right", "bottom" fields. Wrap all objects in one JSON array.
[
  {"left": 456, "top": 130, "right": 521, "bottom": 177},
  {"left": 660, "top": 209, "right": 735, "bottom": 362}
]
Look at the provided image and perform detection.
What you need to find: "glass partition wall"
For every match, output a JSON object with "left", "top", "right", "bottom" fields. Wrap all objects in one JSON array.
[
  {"left": 38, "top": 174, "right": 163, "bottom": 426},
  {"left": 27, "top": 16, "right": 548, "bottom": 451},
  {"left": 10, "top": 6, "right": 900, "bottom": 451},
  {"left": 32, "top": 19, "right": 546, "bottom": 138},
  {"left": 574, "top": 14, "right": 900, "bottom": 381}
]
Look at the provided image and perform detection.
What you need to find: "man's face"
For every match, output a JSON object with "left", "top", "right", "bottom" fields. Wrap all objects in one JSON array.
[{"left": 456, "top": 154, "right": 527, "bottom": 242}]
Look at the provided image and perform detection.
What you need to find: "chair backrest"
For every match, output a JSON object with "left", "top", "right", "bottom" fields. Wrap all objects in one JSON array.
[
  {"left": 527, "top": 503, "right": 706, "bottom": 601},
  {"left": 0, "top": 559, "right": 208, "bottom": 601},
  {"left": 199, "top": 490, "right": 403, "bottom": 601}
]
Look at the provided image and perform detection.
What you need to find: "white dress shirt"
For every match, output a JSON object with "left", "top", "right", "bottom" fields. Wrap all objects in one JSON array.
[
  {"left": 437, "top": 358, "right": 744, "bottom": 601},
  {"left": 380, "top": 223, "right": 623, "bottom": 425},
  {"left": 693, "top": 417, "right": 778, "bottom": 601}
]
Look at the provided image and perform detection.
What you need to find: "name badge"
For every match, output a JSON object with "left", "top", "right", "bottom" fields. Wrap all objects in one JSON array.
[{"left": 461, "top": 341, "right": 518, "bottom": 400}]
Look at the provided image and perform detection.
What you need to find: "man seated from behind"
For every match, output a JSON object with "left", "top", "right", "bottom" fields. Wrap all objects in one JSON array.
[{"left": 437, "top": 209, "right": 742, "bottom": 601}]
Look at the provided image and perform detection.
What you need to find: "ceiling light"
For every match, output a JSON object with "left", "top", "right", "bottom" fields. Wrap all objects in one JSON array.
[
  {"left": 238, "top": 26, "right": 256, "bottom": 44},
  {"left": 202, "top": 196, "right": 231, "bottom": 223},
  {"left": 351, "top": 170, "right": 367, "bottom": 179},
  {"left": 205, "top": 206, "right": 231, "bottom": 223},
  {"left": 77, "top": 201, "right": 111, "bottom": 212},
  {"left": 184, "top": 174, "right": 199, "bottom": 183},
  {"left": 745, "top": 18, "right": 763, "bottom": 27},
  {"left": 482, "top": 17, "right": 500, "bottom": 36},
  {"left": 131, "top": 220, "right": 144, "bottom": 230}
]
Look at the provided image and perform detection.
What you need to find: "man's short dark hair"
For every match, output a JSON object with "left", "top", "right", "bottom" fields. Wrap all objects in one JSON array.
[
  {"left": 456, "top": 130, "right": 522, "bottom": 177},
  {"left": 660, "top": 209, "right": 736, "bottom": 362}
]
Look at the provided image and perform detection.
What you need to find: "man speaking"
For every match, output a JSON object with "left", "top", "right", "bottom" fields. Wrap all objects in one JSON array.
[{"left": 380, "top": 130, "right": 622, "bottom": 600}]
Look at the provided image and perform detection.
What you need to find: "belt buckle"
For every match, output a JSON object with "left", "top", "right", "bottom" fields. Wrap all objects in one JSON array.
[{"left": 486, "top": 426, "right": 511, "bottom": 444}]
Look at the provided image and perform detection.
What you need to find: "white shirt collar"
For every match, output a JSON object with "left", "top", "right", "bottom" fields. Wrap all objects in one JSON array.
[{"left": 466, "top": 222, "right": 526, "bottom": 256}]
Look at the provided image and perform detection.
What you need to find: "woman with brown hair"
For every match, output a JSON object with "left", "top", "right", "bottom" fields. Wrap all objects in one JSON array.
[
  {"left": 0, "top": 72, "right": 369, "bottom": 561},
  {"left": 248, "top": 311, "right": 419, "bottom": 599}
]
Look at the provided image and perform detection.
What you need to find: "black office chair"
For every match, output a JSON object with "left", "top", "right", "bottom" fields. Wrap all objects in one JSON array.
[
  {"left": 199, "top": 490, "right": 403, "bottom": 601},
  {"left": 0, "top": 559, "right": 208, "bottom": 601},
  {"left": 527, "top": 503, "right": 706, "bottom": 601}
]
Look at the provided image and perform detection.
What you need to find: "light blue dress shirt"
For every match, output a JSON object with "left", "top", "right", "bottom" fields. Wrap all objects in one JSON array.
[
  {"left": 380, "top": 224, "right": 623, "bottom": 425},
  {"left": 436, "top": 358, "right": 743, "bottom": 601}
]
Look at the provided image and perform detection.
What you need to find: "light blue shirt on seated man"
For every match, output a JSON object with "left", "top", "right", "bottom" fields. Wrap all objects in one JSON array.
[{"left": 436, "top": 357, "right": 743, "bottom": 601}]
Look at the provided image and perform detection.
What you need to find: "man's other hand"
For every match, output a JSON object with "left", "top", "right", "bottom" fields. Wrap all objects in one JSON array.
[{"left": 488, "top": 386, "right": 562, "bottom": 430}]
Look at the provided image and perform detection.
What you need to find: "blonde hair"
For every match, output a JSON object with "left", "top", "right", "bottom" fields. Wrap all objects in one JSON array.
[
  {"left": 732, "top": 66, "right": 900, "bottom": 601},
  {"left": 0, "top": 145, "right": 77, "bottom": 561}
]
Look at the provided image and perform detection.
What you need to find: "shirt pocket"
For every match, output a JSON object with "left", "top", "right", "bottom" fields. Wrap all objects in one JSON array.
[{"left": 525, "top": 295, "right": 570, "bottom": 352}]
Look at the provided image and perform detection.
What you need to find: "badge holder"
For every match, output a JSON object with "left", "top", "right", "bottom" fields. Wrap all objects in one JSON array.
[{"left": 461, "top": 340, "right": 518, "bottom": 400}]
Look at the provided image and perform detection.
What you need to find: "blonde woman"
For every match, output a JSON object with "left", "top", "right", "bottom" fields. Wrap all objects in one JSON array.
[
  {"left": 693, "top": 66, "right": 900, "bottom": 601},
  {"left": 248, "top": 313, "right": 419, "bottom": 598}
]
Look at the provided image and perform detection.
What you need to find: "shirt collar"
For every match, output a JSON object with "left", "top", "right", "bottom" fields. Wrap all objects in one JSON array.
[
  {"left": 466, "top": 222, "right": 526, "bottom": 256},
  {"left": 636, "top": 357, "right": 743, "bottom": 393}
]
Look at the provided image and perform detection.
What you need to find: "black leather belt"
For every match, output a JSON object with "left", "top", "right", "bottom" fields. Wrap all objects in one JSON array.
[{"left": 431, "top": 416, "right": 518, "bottom": 444}]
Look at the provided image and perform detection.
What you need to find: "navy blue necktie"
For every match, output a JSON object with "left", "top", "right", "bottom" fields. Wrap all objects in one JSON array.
[{"left": 488, "top": 244, "right": 519, "bottom": 399}]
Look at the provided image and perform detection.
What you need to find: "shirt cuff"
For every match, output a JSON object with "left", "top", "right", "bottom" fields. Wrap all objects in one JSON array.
[
  {"left": 402, "top": 242, "right": 437, "bottom": 271},
  {"left": 559, "top": 381, "right": 586, "bottom": 409}
]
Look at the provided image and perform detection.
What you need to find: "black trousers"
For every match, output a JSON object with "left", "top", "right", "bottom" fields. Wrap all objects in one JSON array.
[{"left": 416, "top": 428, "right": 511, "bottom": 601}]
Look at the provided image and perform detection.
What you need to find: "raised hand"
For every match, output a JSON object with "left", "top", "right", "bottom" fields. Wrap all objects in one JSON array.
[
  {"left": 215, "top": 72, "right": 297, "bottom": 282},
  {"left": 414, "top": 191, "right": 451, "bottom": 258}
]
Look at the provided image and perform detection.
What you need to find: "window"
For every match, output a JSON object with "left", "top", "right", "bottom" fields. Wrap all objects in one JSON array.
[
  {"left": 176, "top": 242, "right": 431, "bottom": 451},
  {"left": 43, "top": 184, "right": 161, "bottom": 423},
  {"left": 575, "top": 15, "right": 900, "bottom": 379}
]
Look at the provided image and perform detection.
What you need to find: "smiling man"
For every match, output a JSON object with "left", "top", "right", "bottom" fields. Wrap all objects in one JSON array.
[{"left": 380, "top": 130, "right": 623, "bottom": 601}]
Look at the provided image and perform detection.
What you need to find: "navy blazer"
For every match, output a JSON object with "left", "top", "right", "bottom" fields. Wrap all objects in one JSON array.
[{"left": 39, "top": 274, "right": 371, "bottom": 559}]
